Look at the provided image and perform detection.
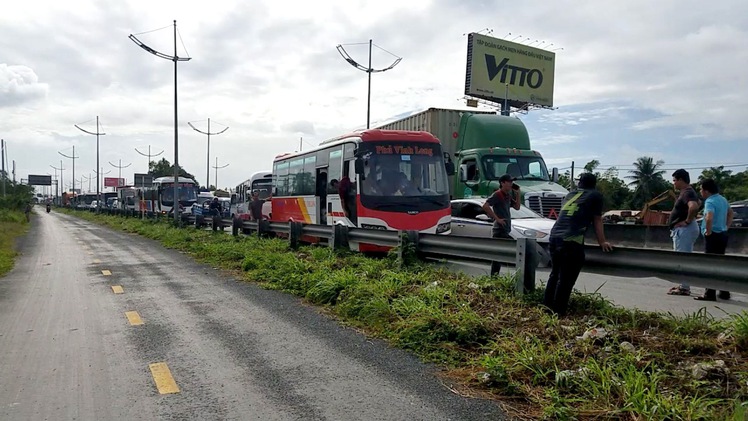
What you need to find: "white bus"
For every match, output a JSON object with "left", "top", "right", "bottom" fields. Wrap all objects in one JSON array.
[
  {"left": 234, "top": 171, "right": 272, "bottom": 220},
  {"left": 150, "top": 176, "right": 199, "bottom": 215}
]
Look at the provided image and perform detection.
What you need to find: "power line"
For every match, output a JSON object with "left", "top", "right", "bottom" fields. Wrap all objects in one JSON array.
[{"left": 133, "top": 24, "right": 172, "bottom": 36}]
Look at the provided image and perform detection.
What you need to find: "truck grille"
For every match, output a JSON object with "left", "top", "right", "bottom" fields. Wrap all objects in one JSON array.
[{"left": 527, "top": 195, "right": 564, "bottom": 219}]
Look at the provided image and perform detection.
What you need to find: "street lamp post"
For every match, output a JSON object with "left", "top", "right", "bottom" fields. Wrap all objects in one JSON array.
[
  {"left": 75, "top": 116, "right": 106, "bottom": 211},
  {"left": 134, "top": 145, "right": 164, "bottom": 174},
  {"left": 129, "top": 20, "right": 192, "bottom": 223},
  {"left": 211, "top": 157, "right": 229, "bottom": 190},
  {"left": 336, "top": 40, "right": 402, "bottom": 128},
  {"left": 188, "top": 118, "right": 228, "bottom": 189},
  {"left": 59, "top": 147, "right": 79, "bottom": 201},
  {"left": 50, "top": 163, "right": 64, "bottom": 205},
  {"left": 109, "top": 159, "right": 132, "bottom": 188}
]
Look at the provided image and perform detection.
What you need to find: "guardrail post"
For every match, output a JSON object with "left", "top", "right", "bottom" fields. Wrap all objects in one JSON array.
[
  {"left": 211, "top": 216, "right": 219, "bottom": 231},
  {"left": 514, "top": 238, "right": 538, "bottom": 295},
  {"left": 397, "top": 230, "right": 420, "bottom": 266},
  {"left": 330, "top": 224, "right": 349, "bottom": 250},
  {"left": 289, "top": 221, "right": 303, "bottom": 249},
  {"left": 232, "top": 217, "right": 241, "bottom": 236}
]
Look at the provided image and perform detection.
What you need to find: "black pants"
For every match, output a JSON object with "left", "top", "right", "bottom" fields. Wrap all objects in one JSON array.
[
  {"left": 703, "top": 232, "right": 729, "bottom": 299},
  {"left": 490, "top": 229, "right": 513, "bottom": 276},
  {"left": 543, "top": 240, "right": 585, "bottom": 316}
]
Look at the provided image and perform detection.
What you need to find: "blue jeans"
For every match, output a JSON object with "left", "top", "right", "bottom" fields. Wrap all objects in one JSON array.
[{"left": 671, "top": 221, "right": 700, "bottom": 289}]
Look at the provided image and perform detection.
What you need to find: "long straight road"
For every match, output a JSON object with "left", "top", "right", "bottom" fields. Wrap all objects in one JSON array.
[{"left": 0, "top": 211, "right": 505, "bottom": 421}]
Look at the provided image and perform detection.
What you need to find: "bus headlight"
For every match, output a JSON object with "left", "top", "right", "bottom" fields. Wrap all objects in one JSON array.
[{"left": 436, "top": 222, "right": 451, "bottom": 234}]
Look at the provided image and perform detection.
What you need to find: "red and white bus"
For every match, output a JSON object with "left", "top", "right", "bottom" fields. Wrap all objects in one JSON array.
[
  {"left": 234, "top": 171, "right": 273, "bottom": 220},
  {"left": 271, "top": 129, "right": 453, "bottom": 250}
]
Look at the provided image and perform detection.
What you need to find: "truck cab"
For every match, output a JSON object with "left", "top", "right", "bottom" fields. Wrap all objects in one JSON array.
[{"left": 453, "top": 113, "right": 568, "bottom": 218}]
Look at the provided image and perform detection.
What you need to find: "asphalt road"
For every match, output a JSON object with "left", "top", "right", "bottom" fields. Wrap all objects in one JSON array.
[
  {"left": 436, "top": 260, "right": 748, "bottom": 319},
  {"left": 0, "top": 210, "right": 506, "bottom": 421}
]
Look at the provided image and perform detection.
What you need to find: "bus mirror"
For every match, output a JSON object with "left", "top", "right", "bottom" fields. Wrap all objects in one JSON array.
[
  {"left": 354, "top": 158, "right": 365, "bottom": 175},
  {"left": 445, "top": 161, "right": 456, "bottom": 176},
  {"left": 458, "top": 164, "right": 468, "bottom": 182},
  {"left": 552, "top": 167, "right": 559, "bottom": 183}
]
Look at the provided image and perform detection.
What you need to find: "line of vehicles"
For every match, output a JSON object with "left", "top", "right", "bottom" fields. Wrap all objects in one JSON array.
[{"left": 68, "top": 108, "right": 568, "bottom": 259}]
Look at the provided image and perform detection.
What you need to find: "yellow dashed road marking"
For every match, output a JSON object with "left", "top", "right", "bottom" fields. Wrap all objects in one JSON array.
[
  {"left": 92, "top": 259, "right": 101, "bottom": 264},
  {"left": 149, "top": 362, "right": 180, "bottom": 394},
  {"left": 111, "top": 285, "right": 124, "bottom": 294},
  {"left": 101, "top": 270, "right": 112, "bottom": 276},
  {"left": 125, "top": 311, "right": 143, "bottom": 326}
]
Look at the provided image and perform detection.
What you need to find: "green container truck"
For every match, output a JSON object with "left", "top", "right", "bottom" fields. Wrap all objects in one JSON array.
[{"left": 376, "top": 107, "right": 569, "bottom": 218}]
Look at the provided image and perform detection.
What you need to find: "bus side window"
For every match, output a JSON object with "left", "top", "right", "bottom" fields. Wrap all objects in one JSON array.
[{"left": 327, "top": 148, "right": 343, "bottom": 195}]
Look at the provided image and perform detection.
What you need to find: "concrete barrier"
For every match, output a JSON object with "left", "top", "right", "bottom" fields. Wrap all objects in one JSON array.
[{"left": 585, "top": 225, "right": 748, "bottom": 254}]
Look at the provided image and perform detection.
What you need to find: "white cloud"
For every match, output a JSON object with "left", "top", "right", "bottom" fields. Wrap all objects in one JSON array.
[{"left": 1, "top": 0, "right": 747, "bottom": 190}]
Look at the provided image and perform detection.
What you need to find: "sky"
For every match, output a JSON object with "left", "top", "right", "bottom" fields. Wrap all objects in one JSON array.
[{"left": 2, "top": 0, "right": 747, "bottom": 194}]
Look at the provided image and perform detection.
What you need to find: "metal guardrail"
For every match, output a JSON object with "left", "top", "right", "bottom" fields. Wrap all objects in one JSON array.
[{"left": 72, "top": 208, "right": 748, "bottom": 296}]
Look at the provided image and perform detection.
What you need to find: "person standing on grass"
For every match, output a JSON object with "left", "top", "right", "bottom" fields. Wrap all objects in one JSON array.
[
  {"left": 543, "top": 173, "right": 613, "bottom": 317},
  {"left": 694, "top": 178, "right": 734, "bottom": 301},
  {"left": 666, "top": 169, "right": 701, "bottom": 296},
  {"left": 481, "top": 174, "right": 521, "bottom": 276}
]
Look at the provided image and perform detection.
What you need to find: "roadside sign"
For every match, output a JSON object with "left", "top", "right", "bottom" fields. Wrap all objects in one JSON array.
[
  {"left": 105, "top": 177, "right": 125, "bottom": 187},
  {"left": 28, "top": 174, "right": 52, "bottom": 186},
  {"left": 134, "top": 173, "right": 153, "bottom": 188}
]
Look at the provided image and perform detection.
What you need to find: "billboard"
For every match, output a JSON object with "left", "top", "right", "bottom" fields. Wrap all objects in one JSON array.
[
  {"left": 134, "top": 173, "right": 153, "bottom": 188},
  {"left": 28, "top": 174, "right": 52, "bottom": 186},
  {"left": 465, "top": 33, "right": 555, "bottom": 108},
  {"left": 104, "top": 177, "right": 125, "bottom": 187}
]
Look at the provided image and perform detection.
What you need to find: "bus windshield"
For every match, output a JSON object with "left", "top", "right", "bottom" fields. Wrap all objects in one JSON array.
[
  {"left": 482, "top": 155, "right": 550, "bottom": 181},
  {"left": 251, "top": 180, "right": 272, "bottom": 199},
  {"left": 161, "top": 183, "right": 198, "bottom": 205},
  {"left": 358, "top": 141, "right": 449, "bottom": 212}
]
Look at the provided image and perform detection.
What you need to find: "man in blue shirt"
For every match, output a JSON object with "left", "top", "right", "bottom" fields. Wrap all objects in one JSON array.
[{"left": 694, "top": 178, "right": 734, "bottom": 301}]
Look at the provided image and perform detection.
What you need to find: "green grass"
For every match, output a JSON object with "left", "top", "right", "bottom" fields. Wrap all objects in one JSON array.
[
  {"left": 62, "top": 209, "right": 748, "bottom": 420},
  {"left": 0, "top": 209, "right": 30, "bottom": 276}
]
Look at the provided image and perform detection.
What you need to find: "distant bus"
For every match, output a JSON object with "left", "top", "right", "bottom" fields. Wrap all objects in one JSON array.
[
  {"left": 271, "top": 129, "right": 453, "bottom": 251},
  {"left": 151, "top": 176, "right": 199, "bottom": 215},
  {"left": 234, "top": 171, "right": 272, "bottom": 220}
]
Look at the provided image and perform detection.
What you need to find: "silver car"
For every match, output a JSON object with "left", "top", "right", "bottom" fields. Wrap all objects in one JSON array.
[{"left": 450, "top": 198, "right": 555, "bottom": 266}]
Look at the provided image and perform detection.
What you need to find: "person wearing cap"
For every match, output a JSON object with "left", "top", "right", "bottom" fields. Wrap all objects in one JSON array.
[
  {"left": 543, "top": 172, "right": 613, "bottom": 316},
  {"left": 482, "top": 173, "right": 521, "bottom": 275}
]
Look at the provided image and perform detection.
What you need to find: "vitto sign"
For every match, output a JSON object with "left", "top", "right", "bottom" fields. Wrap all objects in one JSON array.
[{"left": 464, "top": 33, "right": 555, "bottom": 108}]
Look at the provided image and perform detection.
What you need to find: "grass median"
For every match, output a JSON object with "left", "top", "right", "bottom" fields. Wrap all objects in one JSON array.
[
  {"left": 63, "top": 209, "right": 748, "bottom": 420},
  {"left": 0, "top": 209, "right": 30, "bottom": 276}
]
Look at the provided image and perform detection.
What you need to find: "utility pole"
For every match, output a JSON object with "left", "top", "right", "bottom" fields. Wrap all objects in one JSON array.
[
  {"left": 570, "top": 161, "right": 575, "bottom": 190},
  {"left": 12, "top": 160, "right": 15, "bottom": 183},
  {"left": 135, "top": 145, "right": 164, "bottom": 173},
  {"left": 109, "top": 159, "right": 132, "bottom": 187},
  {"left": 59, "top": 146, "right": 79, "bottom": 199},
  {"left": 130, "top": 20, "right": 192, "bottom": 223},
  {"left": 75, "top": 116, "right": 106, "bottom": 212},
  {"left": 336, "top": 39, "right": 402, "bottom": 128},
  {"left": 188, "top": 118, "right": 229, "bottom": 189},
  {"left": 211, "top": 157, "right": 229, "bottom": 190}
]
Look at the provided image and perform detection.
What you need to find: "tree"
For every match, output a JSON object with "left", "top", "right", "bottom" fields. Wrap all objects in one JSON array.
[
  {"left": 626, "top": 157, "right": 670, "bottom": 209},
  {"left": 148, "top": 158, "right": 196, "bottom": 181},
  {"left": 579, "top": 160, "right": 632, "bottom": 211},
  {"left": 699, "top": 166, "right": 748, "bottom": 202}
]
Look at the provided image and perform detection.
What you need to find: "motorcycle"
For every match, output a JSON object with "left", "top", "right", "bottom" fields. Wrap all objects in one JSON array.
[{"left": 46, "top": 204, "right": 51, "bottom": 213}]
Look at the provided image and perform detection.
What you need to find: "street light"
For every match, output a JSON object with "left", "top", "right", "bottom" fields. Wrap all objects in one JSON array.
[
  {"left": 75, "top": 116, "right": 105, "bottom": 211},
  {"left": 134, "top": 145, "right": 164, "bottom": 174},
  {"left": 336, "top": 40, "right": 402, "bottom": 128},
  {"left": 211, "top": 157, "right": 229, "bottom": 190},
  {"left": 188, "top": 118, "right": 228, "bottom": 189},
  {"left": 109, "top": 159, "right": 132, "bottom": 188},
  {"left": 129, "top": 20, "right": 192, "bottom": 223},
  {"left": 59, "top": 146, "right": 79, "bottom": 200}
]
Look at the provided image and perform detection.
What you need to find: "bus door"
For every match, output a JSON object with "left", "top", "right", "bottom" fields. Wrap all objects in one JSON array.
[
  {"left": 316, "top": 167, "right": 328, "bottom": 225},
  {"left": 326, "top": 147, "right": 345, "bottom": 225}
]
